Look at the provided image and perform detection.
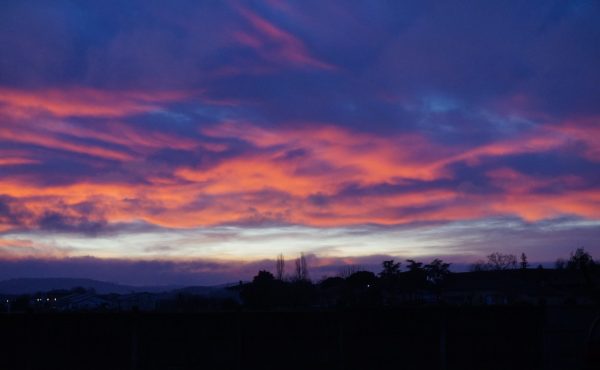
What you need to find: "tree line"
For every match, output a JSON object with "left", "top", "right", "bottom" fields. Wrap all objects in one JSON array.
[{"left": 239, "top": 248, "right": 597, "bottom": 309}]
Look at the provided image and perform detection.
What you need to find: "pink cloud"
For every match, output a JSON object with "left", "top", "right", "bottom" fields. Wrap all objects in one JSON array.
[
  {"left": 1, "top": 119, "right": 598, "bottom": 233},
  {"left": 232, "top": 5, "right": 336, "bottom": 71},
  {"left": 0, "top": 87, "right": 187, "bottom": 119}
]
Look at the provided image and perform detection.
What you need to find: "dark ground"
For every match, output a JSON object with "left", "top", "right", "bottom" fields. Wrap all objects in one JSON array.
[{"left": 0, "top": 306, "right": 597, "bottom": 370}]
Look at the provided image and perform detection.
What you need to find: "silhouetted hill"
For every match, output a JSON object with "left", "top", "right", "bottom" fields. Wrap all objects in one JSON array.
[{"left": 0, "top": 278, "right": 181, "bottom": 295}]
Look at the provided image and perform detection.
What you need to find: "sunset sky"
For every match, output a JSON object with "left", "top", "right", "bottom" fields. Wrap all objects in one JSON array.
[{"left": 1, "top": 0, "right": 599, "bottom": 285}]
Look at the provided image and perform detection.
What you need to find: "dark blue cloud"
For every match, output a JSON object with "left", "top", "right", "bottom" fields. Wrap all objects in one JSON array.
[{"left": 37, "top": 212, "right": 107, "bottom": 235}]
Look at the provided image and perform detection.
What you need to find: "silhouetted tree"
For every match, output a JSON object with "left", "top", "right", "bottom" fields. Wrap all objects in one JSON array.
[
  {"left": 319, "top": 276, "right": 345, "bottom": 290},
  {"left": 424, "top": 259, "right": 451, "bottom": 301},
  {"left": 344, "top": 271, "right": 381, "bottom": 307},
  {"left": 520, "top": 253, "right": 529, "bottom": 270},
  {"left": 241, "top": 270, "right": 277, "bottom": 308},
  {"left": 346, "top": 271, "right": 377, "bottom": 289},
  {"left": 404, "top": 259, "right": 427, "bottom": 300},
  {"left": 276, "top": 253, "right": 285, "bottom": 281},
  {"left": 471, "top": 253, "right": 518, "bottom": 271},
  {"left": 379, "top": 259, "right": 402, "bottom": 304},
  {"left": 555, "top": 258, "right": 566, "bottom": 269},
  {"left": 405, "top": 259, "right": 423, "bottom": 272},
  {"left": 294, "top": 252, "right": 309, "bottom": 281},
  {"left": 253, "top": 270, "right": 275, "bottom": 284},
  {"left": 379, "top": 260, "right": 401, "bottom": 279},
  {"left": 424, "top": 259, "right": 451, "bottom": 285},
  {"left": 567, "top": 248, "right": 595, "bottom": 270},
  {"left": 486, "top": 252, "right": 517, "bottom": 270},
  {"left": 338, "top": 264, "right": 363, "bottom": 278},
  {"left": 566, "top": 248, "right": 598, "bottom": 297}
]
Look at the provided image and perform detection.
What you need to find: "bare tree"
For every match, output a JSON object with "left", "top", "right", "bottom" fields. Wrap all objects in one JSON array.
[
  {"left": 294, "top": 252, "right": 310, "bottom": 281},
  {"left": 520, "top": 253, "right": 529, "bottom": 270},
  {"left": 486, "top": 252, "right": 517, "bottom": 270},
  {"left": 275, "top": 253, "right": 285, "bottom": 281},
  {"left": 338, "top": 264, "right": 363, "bottom": 278},
  {"left": 471, "top": 253, "right": 518, "bottom": 271}
]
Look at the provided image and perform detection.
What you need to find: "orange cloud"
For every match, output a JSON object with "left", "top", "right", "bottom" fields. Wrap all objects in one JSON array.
[
  {"left": 0, "top": 119, "right": 220, "bottom": 164},
  {"left": 476, "top": 167, "right": 597, "bottom": 221},
  {"left": 0, "top": 125, "right": 133, "bottom": 161},
  {"left": 552, "top": 116, "right": 600, "bottom": 161},
  {"left": 434, "top": 127, "right": 568, "bottom": 169},
  {"left": 0, "top": 157, "right": 39, "bottom": 166},
  {"left": 0, "top": 238, "right": 70, "bottom": 260},
  {"left": 202, "top": 123, "right": 447, "bottom": 185},
  {"left": 0, "top": 87, "right": 187, "bottom": 119},
  {"left": 0, "top": 120, "right": 597, "bottom": 233}
]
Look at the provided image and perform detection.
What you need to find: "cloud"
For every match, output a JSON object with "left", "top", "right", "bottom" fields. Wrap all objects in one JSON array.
[
  {"left": 0, "top": 118, "right": 598, "bottom": 234},
  {"left": 37, "top": 212, "right": 107, "bottom": 235},
  {"left": 0, "top": 216, "right": 598, "bottom": 285},
  {"left": 0, "top": 87, "right": 186, "bottom": 118},
  {"left": 231, "top": 4, "right": 336, "bottom": 71},
  {"left": 0, "top": 0, "right": 599, "bottom": 269}
]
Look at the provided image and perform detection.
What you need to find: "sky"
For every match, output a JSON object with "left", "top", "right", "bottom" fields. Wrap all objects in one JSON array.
[{"left": 0, "top": 0, "right": 599, "bottom": 285}]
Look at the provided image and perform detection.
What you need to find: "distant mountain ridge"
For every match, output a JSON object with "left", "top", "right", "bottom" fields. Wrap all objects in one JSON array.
[{"left": 0, "top": 278, "right": 185, "bottom": 295}]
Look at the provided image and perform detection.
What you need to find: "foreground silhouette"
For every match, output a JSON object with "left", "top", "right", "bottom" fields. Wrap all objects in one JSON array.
[{"left": 0, "top": 248, "right": 598, "bottom": 370}]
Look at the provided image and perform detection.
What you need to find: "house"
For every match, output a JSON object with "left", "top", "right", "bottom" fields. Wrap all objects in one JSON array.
[{"left": 442, "top": 269, "right": 600, "bottom": 306}]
